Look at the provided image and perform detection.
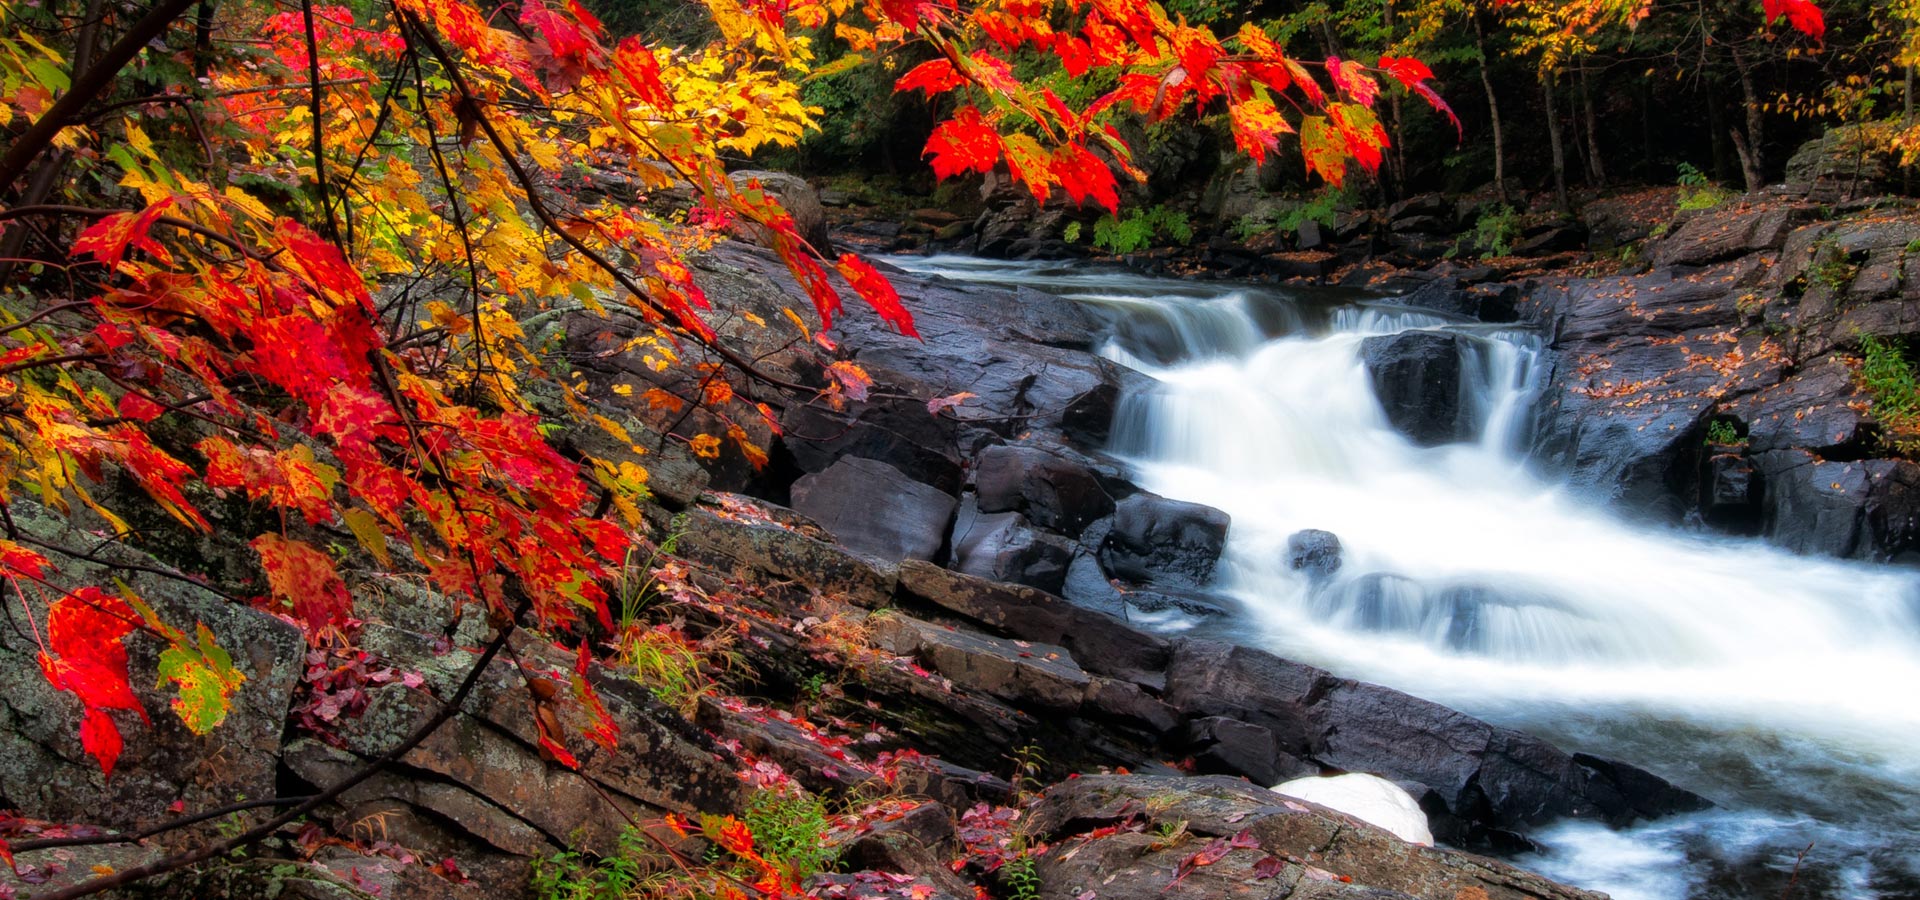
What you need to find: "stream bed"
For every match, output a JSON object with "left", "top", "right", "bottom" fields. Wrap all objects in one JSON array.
[{"left": 893, "top": 255, "right": 1920, "bottom": 900}]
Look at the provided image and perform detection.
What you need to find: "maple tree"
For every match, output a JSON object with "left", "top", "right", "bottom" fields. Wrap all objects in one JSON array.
[{"left": 0, "top": 0, "right": 1443, "bottom": 892}]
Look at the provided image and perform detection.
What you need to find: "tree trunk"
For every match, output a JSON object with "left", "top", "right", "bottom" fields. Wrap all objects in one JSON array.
[
  {"left": 1730, "top": 45, "right": 1766, "bottom": 191},
  {"left": 1476, "top": 18, "right": 1508, "bottom": 205},
  {"left": 1543, "top": 71, "right": 1568, "bottom": 212},
  {"left": 1580, "top": 61, "right": 1607, "bottom": 188},
  {"left": 1384, "top": 0, "right": 1406, "bottom": 198}
]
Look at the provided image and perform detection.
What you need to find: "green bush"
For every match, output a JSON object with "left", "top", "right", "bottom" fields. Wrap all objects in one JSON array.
[
  {"left": 743, "top": 790, "right": 836, "bottom": 878},
  {"left": 1470, "top": 205, "right": 1521, "bottom": 258},
  {"left": 1704, "top": 420, "right": 1745, "bottom": 447},
  {"left": 1081, "top": 204, "right": 1192, "bottom": 255},
  {"left": 531, "top": 826, "right": 657, "bottom": 900},
  {"left": 1675, "top": 162, "right": 1735, "bottom": 212},
  {"left": 1859, "top": 333, "right": 1920, "bottom": 432}
]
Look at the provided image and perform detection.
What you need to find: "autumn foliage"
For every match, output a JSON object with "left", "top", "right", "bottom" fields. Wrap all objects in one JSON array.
[{"left": 0, "top": 0, "right": 1495, "bottom": 883}]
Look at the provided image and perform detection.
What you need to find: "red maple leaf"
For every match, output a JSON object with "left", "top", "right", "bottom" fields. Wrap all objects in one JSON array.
[
  {"left": 1375, "top": 55, "right": 1433, "bottom": 89},
  {"left": 924, "top": 106, "right": 1002, "bottom": 180},
  {"left": 71, "top": 198, "right": 176, "bottom": 269},
  {"left": 895, "top": 58, "right": 964, "bottom": 96},
  {"left": 37, "top": 587, "right": 148, "bottom": 776},
  {"left": 835, "top": 253, "right": 918, "bottom": 338},
  {"left": 1050, "top": 143, "right": 1119, "bottom": 213},
  {"left": 1326, "top": 56, "right": 1379, "bottom": 106},
  {"left": 252, "top": 533, "right": 353, "bottom": 635}
]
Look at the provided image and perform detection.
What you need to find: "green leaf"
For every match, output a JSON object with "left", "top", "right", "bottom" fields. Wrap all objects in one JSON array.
[
  {"left": 156, "top": 624, "right": 246, "bottom": 734},
  {"left": 343, "top": 507, "right": 391, "bottom": 567}
]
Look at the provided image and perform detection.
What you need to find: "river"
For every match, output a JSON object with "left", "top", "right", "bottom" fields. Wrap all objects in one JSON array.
[{"left": 892, "top": 255, "right": 1920, "bottom": 900}]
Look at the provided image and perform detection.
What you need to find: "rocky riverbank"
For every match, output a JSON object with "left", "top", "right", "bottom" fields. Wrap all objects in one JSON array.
[{"left": 5, "top": 223, "right": 1725, "bottom": 900}]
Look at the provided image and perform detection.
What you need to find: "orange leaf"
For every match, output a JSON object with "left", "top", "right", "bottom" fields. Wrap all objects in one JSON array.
[{"left": 252, "top": 533, "right": 353, "bottom": 635}]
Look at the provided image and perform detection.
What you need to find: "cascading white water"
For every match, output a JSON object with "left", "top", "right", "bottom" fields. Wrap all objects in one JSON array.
[{"left": 893, "top": 255, "right": 1920, "bottom": 900}]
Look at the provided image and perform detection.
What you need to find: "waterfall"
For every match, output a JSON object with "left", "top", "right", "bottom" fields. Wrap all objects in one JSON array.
[{"left": 891, "top": 255, "right": 1920, "bottom": 899}]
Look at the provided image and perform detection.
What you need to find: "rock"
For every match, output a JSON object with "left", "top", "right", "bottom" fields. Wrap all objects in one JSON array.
[
  {"left": 1755, "top": 449, "right": 1920, "bottom": 561},
  {"left": 730, "top": 170, "right": 832, "bottom": 253},
  {"left": 1647, "top": 196, "right": 1812, "bottom": 267},
  {"left": 1785, "top": 126, "right": 1898, "bottom": 202},
  {"left": 1286, "top": 529, "right": 1344, "bottom": 581},
  {"left": 1387, "top": 193, "right": 1450, "bottom": 223},
  {"left": 869, "top": 615, "right": 1091, "bottom": 712},
  {"left": 1516, "top": 224, "right": 1587, "bottom": 256},
  {"left": 1273, "top": 773, "right": 1435, "bottom": 846},
  {"left": 1380, "top": 279, "right": 1518, "bottom": 323},
  {"left": 791, "top": 457, "right": 957, "bottom": 564},
  {"left": 1099, "top": 492, "right": 1231, "bottom": 589},
  {"left": 1158, "top": 639, "right": 1708, "bottom": 840},
  {"left": 0, "top": 500, "right": 303, "bottom": 833},
  {"left": 894, "top": 560, "right": 1172, "bottom": 683},
  {"left": 293, "top": 626, "right": 751, "bottom": 858},
  {"left": 950, "top": 506, "right": 1077, "bottom": 594},
  {"left": 972, "top": 443, "right": 1115, "bottom": 537},
  {"left": 675, "top": 500, "right": 899, "bottom": 609},
  {"left": 1187, "top": 716, "right": 1315, "bottom": 785},
  {"left": 1361, "top": 331, "right": 1471, "bottom": 446},
  {"left": 1023, "top": 775, "right": 1607, "bottom": 900},
  {"left": 1163, "top": 640, "right": 1327, "bottom": 758},
  {"left": 836, "top": 803, "right": 973, "bottom": 899},
  {"left": 1296, "top": 219, "right": 1325, "bottom": 250}
]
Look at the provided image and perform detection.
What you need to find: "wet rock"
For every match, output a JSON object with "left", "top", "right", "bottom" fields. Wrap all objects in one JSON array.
[
  {"left": 1755, "top": 449, "right": 1920, "bottom": 561},
  {"left": 1647, "top": 196, "right": 1813, "bottom": 267},
  {"left": 1361, "top": 331, "right": 1471, "bottom": 446},
  {"left": 950, "top": 506, "right": 1076, "bottom": 594},
  {"left": 1286, "top": 529, "right": 1344, "bottom": 581},
  {"left": 1100, "top": 492, "right": 1231, "bottom": 589},
  {"left": 1186, "top": 716, "right": 1316, "bottom": 785},
  {"left": 894, "top": 559, "right": 1172, "bottom": 683},
  {"left": 1023, "top": 775, "right": 1607, "bottom": 900},
  {"left": 972, "top": 443, "right": 1115, "bottom": 537},
  {"left": 791, "top": 457, "right": 957, "bottom": 564}
]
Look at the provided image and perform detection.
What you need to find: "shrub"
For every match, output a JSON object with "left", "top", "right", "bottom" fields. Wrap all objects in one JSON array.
[
  {"left": 1859, "top": 333, "right": 1920, "bottom": 433},
  {"left": 743, "top": 790, "right": 837, "bottom": 878},
  {"left": 1675, "top": 162, "right": 1735, "bottom": 212},
  {"left": 1470, "top": 205, "right": 1521, "bottom": 258}
]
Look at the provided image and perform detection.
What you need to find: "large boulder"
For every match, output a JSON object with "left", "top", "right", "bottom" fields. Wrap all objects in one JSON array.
[
  {"left": 675, "top": 497, "right": 899, "bottom": 609},
  {"left": 1754, "top": 450, "right": 1920, "bottom": 562},
  {"left": 1645, "top": 195, "right": 1813, "bottom": 268},
  {"left": 1099, "top": 492, "right": 1231, "bottom": 589},
  {"left": 729, "top": 169, "right": 832, "bottom": 253},
  {"left": 950, "top": 506, "right": 1076, "bottom": 594},
  {"left": 972, "top": 443, "right": 1115, "bottom": 537},
  {"left": 1784, "top": 126, "right": 1899, "bottom": 203},
  {"left": 0, "top": 501, "right": 303, "bottom": 832},
  {"left": 1159, "top": 639, "right": 1709, "bottom": 841},
  {"left": 791, "top": 456, "right": 957, "bottom": 564},
  {"left": 1361, "top": 331, "right": 1472, "bottom": 446},
  {"left": 1022, "top": 775, "right": 1606, "bottom": 900},
  {"left": 893, "top": 560, "right": 1171, "bottom": 684}
]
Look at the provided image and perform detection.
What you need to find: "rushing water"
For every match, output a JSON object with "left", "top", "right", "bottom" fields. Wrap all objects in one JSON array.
[{"left": 892, "top": 255, "right": 1920, "bottom": 900}]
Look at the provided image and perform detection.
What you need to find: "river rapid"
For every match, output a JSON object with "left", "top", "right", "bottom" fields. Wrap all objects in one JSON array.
[{"left": 892, "top": 255, "right": 1920, "bottom": 900}]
